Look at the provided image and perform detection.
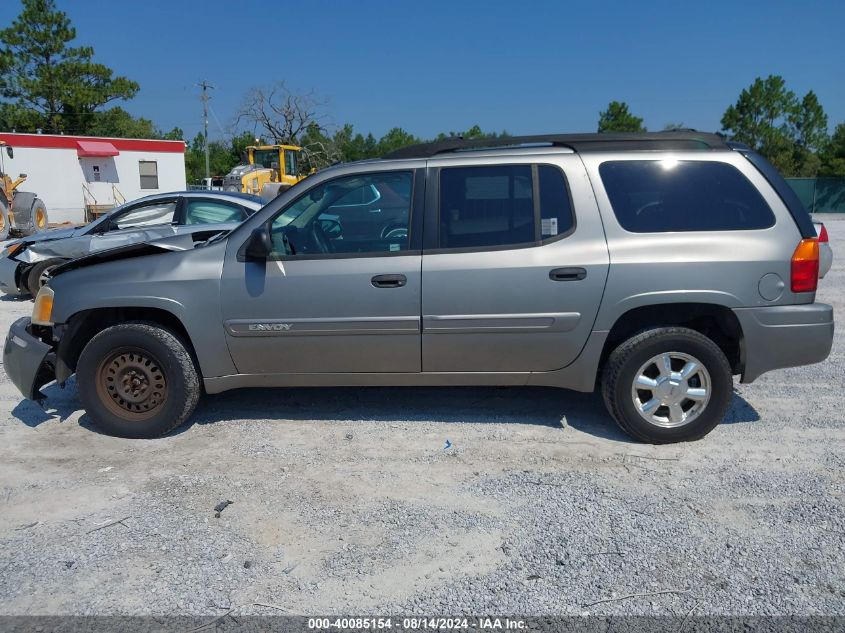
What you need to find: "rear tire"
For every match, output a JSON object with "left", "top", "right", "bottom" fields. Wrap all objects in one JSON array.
[
  {"left": 601, "top": 327, "right": 733, "bottom": 444},
  {"left": 24, "top": 257, "right": 67, "bottom": 295},
  {"left": 76, "top": 322, "right": 200, "bottom": 438}
]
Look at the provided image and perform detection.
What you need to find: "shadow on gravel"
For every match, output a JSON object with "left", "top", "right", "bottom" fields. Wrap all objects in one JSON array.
[
  {"left": 190, "top": 385, "right": 761, "bottom": 441},
  {"left": 10, "top": 378, "right": 79, "bottom": 428},
  {"left": 722, "top": 391, "right": 761, "bottom": 424},
  {"left": 10, "top": 381, "right": 761, "bottom": 442},
  {"left": 0, "top": 293, "right": 29, "bottom": 302},
  {"left": 190, "top": 386, "right": 636, "bottom": 442}
]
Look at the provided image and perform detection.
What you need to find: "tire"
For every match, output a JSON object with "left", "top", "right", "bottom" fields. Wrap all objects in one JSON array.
[
  {"left": 30, "top": 198, "right": 48, "bottom": 232},
  {"left": 24, "top": 257, "right": 67, "bottom": 296},
  {"left": 601, "top": 327, "right": 733, "bottom": 444},
  {"left": 0, "top": 200, "right": 10, "bottom": 241},
  {"left": 76, "top": 322, "right": 201, "bottom": 438}
]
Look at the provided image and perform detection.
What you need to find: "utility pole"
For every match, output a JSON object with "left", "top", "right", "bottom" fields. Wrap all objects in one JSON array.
[{"left": 196, "top": 80, "right": 214, "bottom": 184}]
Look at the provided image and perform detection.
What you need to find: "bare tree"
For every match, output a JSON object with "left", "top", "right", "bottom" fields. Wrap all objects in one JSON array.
[
  {"left": 234, "top": 82, "right": 329, "bottom": 145},
  {"left": 299, "top": 136, "right": 342, "bottom": 170}
]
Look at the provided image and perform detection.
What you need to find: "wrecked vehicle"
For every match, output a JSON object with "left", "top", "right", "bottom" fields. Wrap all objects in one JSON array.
[
  {"left": 0, "top": 191, "right": 263, "bottom": 296},
  {"left": 2, "top": 132, "right": 835, "bottom": 444}
]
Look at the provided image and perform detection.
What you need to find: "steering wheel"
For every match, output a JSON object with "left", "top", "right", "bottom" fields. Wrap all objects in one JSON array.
[
  {"left": 310, "top": 220, "right": 334, "bottom": 254},
  {"left": 381, "top": 224, "right": 408, "bottom": 240}
]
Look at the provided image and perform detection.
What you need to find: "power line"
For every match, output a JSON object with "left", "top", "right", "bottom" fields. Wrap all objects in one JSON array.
[{"left": 207, "top": 103, "right": 228, "bottom": 135}]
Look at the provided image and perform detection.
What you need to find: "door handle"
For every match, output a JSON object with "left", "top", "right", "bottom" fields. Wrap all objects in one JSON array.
[
  {"left": 371, "top": 274, "right": 407, "bottom": 288},
  {"left": 549, "top": 267, "right": 587, "bottom": 282}
]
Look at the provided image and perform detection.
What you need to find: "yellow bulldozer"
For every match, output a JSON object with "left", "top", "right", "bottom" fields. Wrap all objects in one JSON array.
[
  {"left": 222, "top": 144, "right": 305, "bottom": 199},
  {"left": 0, "top": 140, "right": 49, "bottom": 240}
]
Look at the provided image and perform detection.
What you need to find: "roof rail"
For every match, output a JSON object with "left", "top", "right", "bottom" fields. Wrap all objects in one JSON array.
[{"left": 382, "top": 131, "right": 729, "bottom": 159}]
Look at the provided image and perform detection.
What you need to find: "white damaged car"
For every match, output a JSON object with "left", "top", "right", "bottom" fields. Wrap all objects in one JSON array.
[{"left": 0, "top": 191, "right": 262, "bottom": 297}]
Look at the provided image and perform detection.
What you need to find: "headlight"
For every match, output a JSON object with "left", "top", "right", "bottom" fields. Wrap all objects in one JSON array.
[
  {"left": 1, "top": 242, "right": 23, "bottom": 258},
  {"left": 32, "top": 285, "right": 54, "bottom": 326}
]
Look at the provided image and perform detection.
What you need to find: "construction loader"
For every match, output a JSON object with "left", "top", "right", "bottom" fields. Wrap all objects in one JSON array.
[
  {"left": 0, "top": 140, "right": 49, "bottom": 240},
  {"left": 222, "top": 144, "right": 305, "bottom": 199}
]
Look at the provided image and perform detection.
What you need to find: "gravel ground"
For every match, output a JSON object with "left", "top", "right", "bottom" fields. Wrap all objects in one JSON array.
[{"left": 0, "top": 216, "right": 842, "bottom": 617}]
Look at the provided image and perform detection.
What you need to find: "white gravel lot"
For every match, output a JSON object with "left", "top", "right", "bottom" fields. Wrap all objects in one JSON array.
[{"left": 0, "top": 216, "right": 842, "bottom": 617}]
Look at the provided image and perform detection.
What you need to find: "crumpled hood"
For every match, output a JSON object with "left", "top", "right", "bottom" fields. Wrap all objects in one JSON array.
[
  {"left": 18, "top": 225, "right": 85, "bottom": 245},
  {"left": 50, "top": 232, "right": 206, "bottom": 278}
]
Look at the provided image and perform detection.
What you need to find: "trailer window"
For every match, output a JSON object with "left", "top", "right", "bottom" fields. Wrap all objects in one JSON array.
[{"left": 139, "top": 161, "right": 159, "bottom": 190}]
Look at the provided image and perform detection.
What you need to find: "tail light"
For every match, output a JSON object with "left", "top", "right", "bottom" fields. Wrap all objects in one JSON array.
[
  {"left": 818, "top": 224, "right": 829, "bottom": 243},
  {"left": 791, "top": 238, "right": 819, "bottom": 293}
]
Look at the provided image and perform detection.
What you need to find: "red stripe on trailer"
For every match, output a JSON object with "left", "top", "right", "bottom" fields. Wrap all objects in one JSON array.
[{"left": 0, "top": 132, "right": 185, "bottom": 153}]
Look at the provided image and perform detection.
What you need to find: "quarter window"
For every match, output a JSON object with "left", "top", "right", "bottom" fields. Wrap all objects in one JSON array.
[
  {"left": 438, "top": 164, "right": 573, "bottom": 250},
  {"left": 268, "top": 171, "right": 413, "bottom": 257},
  {"left": 139, "top": 161, "right": 159, "bottom": 189},
  {"left": 599, "top": 160, "right": 776, "bottom": 232}
]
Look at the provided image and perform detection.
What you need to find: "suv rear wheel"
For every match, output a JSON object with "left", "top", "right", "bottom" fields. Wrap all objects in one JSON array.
[
  {"left": 601, "top": 327, "right": 733, "bottom": 443},
  {"left": 76, "top": 322, "right": 200, "bottom": 438}
]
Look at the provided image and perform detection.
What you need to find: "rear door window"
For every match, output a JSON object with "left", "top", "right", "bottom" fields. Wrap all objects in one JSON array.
[
  {"left": 599, "top": 160, "right": 775, "bottom": 232},
  {"left": 183, "top": 199, "right": 247, "bottom": 225},
  {"left": 437, "top": 164, "right": 574, "bottom": 250}
]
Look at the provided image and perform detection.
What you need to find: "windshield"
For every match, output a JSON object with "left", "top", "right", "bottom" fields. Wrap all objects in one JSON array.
[{"left": 252, "top": 149, "right": 279, "bottom": 169}]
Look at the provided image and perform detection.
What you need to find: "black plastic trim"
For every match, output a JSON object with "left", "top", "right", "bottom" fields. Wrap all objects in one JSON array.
[
  {"left": 549, "top": 267, "right": 587, "bottom": 281},
  {"left": 383, "top": 131, "right": 728, "bottom": 159}
]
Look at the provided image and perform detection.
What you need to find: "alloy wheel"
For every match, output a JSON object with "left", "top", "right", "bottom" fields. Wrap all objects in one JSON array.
[{"left": 630, "top": 351, "right": 711, "bottom": 428}]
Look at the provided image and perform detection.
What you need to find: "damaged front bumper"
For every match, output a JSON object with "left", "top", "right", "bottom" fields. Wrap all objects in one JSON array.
[
  {"left": 0, "top": 256, "right": 25, "bottom": 296},
  {"left": 3, "top": 317, "right": 56, "bottom": 400}
]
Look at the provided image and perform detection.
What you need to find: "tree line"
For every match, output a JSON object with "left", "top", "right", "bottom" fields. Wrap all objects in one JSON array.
[{"left": 2, "top": 0, "right": 844, "bottom": 185}]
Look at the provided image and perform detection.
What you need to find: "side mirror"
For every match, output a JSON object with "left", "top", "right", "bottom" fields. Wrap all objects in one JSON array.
[
  {"left": 18, "top": 173, "right": 26, "bottom": 179},
  {"left": 244, "top": 226, "right": 273, "bottom": 260},
  {"left": 5, "top": 146, "right": 13, "bottom": 159}
]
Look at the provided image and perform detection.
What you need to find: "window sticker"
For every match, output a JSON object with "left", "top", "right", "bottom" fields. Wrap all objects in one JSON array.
[{"left": 541, "top": 217, "right": 558, "bottom": 236}]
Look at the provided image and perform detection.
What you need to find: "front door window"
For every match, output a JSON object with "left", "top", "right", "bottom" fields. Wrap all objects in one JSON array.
[{"left": 268, "top": 171, "right": 413, "bottom": 257}]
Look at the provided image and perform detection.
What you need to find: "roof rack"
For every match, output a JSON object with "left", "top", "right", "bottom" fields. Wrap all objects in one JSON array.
[{"left": 382, "top": 131, "right": 729, "bottom": 160}]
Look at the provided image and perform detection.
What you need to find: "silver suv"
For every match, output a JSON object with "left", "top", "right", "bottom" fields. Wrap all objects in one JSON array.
[{"left": 3, "top": 132, "right": 835, "bottom": 443}]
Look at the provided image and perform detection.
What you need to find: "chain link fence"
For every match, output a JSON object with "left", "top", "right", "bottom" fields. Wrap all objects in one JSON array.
[{"left": 786, "top": 178, "right": 845, "bottom": 213}]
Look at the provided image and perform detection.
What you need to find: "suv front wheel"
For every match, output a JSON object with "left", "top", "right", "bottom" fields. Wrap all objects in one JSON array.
[
  {"left": 601, "top": 327, "right": 733, "bottom": 443},
  {"left": 76, "top": 322, "right": 201, "bottom": 438}
]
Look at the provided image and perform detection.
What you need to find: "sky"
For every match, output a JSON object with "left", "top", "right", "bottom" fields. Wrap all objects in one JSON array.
[{"left": 2, "top": 0, "right": 844, "bottom": 142}]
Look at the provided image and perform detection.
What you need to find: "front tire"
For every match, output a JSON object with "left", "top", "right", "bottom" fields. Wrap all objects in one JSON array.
[
  {"left": 0, "top": 200, "right": 10, "bottom": 240},
  {"left": 24, "top": 257, "right": 67, "bottom": 295},
  {"left": 601, "top": 327, "right": 733, "bottom": 444},
  {"left": 76, "top": 322, "right": 200, "bottom": 438}
]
